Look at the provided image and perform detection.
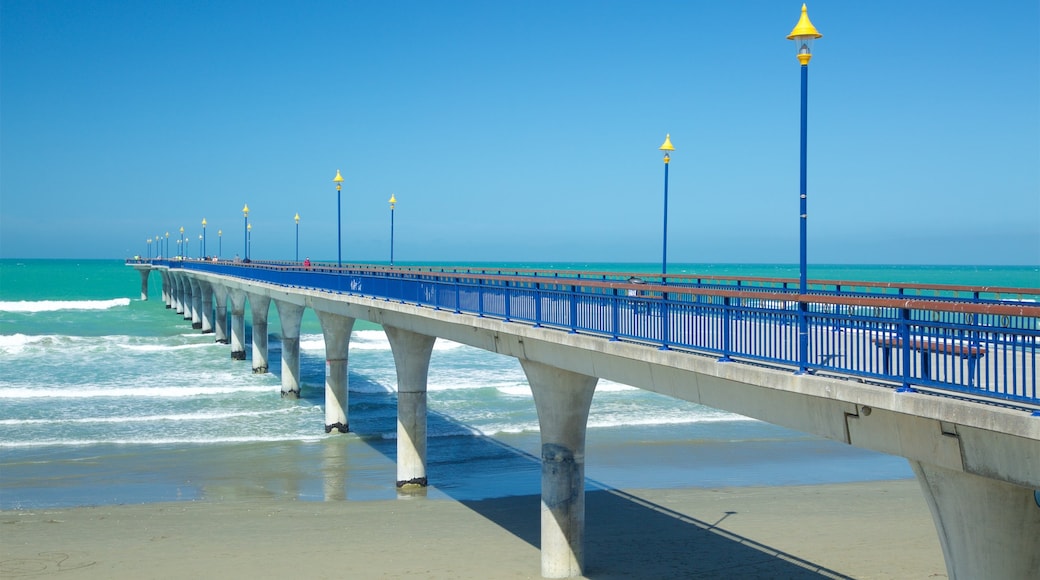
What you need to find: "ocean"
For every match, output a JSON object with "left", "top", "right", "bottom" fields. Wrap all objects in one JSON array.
[{"left": 2, "top": 259, "right": 1037, "bottom": 509}]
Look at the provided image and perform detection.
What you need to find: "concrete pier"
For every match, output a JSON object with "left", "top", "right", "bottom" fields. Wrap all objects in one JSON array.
[
  {"left": 229, "top": 290, "right": 247, "bottom": 360},
  {"left": 274, "top": 299, "right": 305, "bottom": 398},
  {"left": 182, "top": 275, "right": 194, "bottom": 322},
  {"left": 133, "top": 265, "right": 150, "bottom": 300},
  {"left": 247, "top": 293, "right": 271, "bottom": 374},
  {"left": 911, "top": 461, "right": 1040, "bottom": 579},
  {"left": 522, "top": 359, "right": 598, "bottom": 579},
  {"left": 188, "top": 278, "right": 203, "bottom": 330},
  {"left": 212, "top": 284, "right": 229, "bottom": 344},
  {"left": 172, "top": 274, "right": 185, "bottom": 315},
  {"left": 159, "top": 269, "right": 170, "bottom": 306},
  {"left": 199, "top": 282, "right": 214, "bottom": 334},
  {"left": 384, "top": 326, "right": 436, "bottom": 490},
  {"left": 317, "top": 311, "right": 355, "bottom": 433}
]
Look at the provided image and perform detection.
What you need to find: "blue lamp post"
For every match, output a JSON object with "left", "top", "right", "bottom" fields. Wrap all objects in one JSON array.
[
  {"left": 165, "top": 232, "right": 170, "bottom": 258},
  {"left": 787, "top": 3, "right": 822, "bottom": 373},
  {"left": 146, "top": 238, "right": 151, "bottom": 259},
  {"left": 201, "top": 218, "right": 207, "bottom": 257},
  {"left": 294, "top": 213, "right": 300, "bottom": 262},
  {"left": 333, "top": 169, "right": 344, "bottom": 267},
  {"left": 242, "top": 204, "right": 249, "bottom": 260},
  {"left": 658, "top": 134, "right": 675, "bottom": 277},
  {"left": 388, "top": 194, "right": 396, "bottom": 266},
  {"left": 179, "top": 227, "right": 185, "bottom": 259},
  {"left": 247, "top": 223, "right": 252, "bottom": 259},
  {"left": 218, "top": 229, "right": 222, "bottom": 259},
  {"left": 155, "top": 235, "right": 160, "bottom": 258}
]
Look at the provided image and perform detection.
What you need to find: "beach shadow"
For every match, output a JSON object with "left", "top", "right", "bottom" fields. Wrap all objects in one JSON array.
[{"left": 277, "top": 340, "right": 855, "bottom": 579}]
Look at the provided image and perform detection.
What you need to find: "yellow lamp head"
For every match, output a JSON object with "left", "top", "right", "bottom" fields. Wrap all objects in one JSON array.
[
  {"left": 247, "top": 223, "right": 252, "bottom": 232},
  {"left": 166, "top": 232, "right": 170, "bottom": 238},
  {"left": 179, "top": 226, "right": 184, "bottom": 234},
  {"left": 787, "top": 4, "right": 822, "bottom": 65},
  {"left": 242, "top": 204, "right": 249, "bottom": 217},
  {"left": 389, "top": 194, "right": 396, "bottom": 209},
  {"left": 659, "top": 133, "right": 675, "bottom": 163},
  {"left": 333, "top": 169, "right": 344, "bottom": 191},
  {"left": 294, "top": 213, "right": 300, "bottom": 224},
  {"left": 201, "top": 218, "right": 207, "bottom": 227},
  {"left": 218, "top": 229, "right": 222, "bottom": 236}
]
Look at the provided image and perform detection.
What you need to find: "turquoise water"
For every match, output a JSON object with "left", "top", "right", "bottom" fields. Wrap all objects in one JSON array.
[{"left": 1, "top": 260, "right": 1036, "bottom": 509}]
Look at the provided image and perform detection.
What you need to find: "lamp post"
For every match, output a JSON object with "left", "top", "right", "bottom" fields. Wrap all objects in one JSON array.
[
  {"left": 294, "top": 213, "right": 300, "bottom": 262},
  {"left": 242, "top": 204, "right": 250, "bottom": 260},
  {"left": 199, "top": 234, "right": 203, "bottom": 259},
  {"left": 247, "top": 223, "right": 252, "bottom": 259},
  {"left": 146, "top": 238, "right": 151, "bottom": 259},
  {"left": 658, "top": 134, "right": 675, "bottom": 277},
  {"left": 218, "top": 229, "right": 222, "bottom": 259},
  {"left": 177, "top": 239, "right": 182, "bottom": 258},
  {"left": 155, "top": 235, "right": 160, "bottom": 258},
  {"left": 165, "top": 232, "right": 170, "bottom": 258},
  {"left": 201, "top": 218, "right": 207, "bottom": 257},
  {"left": 388, "top": 194, "right": 396, "bottom": 266},
  {"left": 179, "top": 227, "right": 185, "bottom": 259},
  {"left": 333, "top": 169, "right": 344, "bottom": 267},
  {"left": 787, "top": 3, "right": 822, "bottom": 373}
]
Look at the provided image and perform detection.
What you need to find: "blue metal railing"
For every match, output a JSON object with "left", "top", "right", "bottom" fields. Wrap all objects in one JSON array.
[{"left": 148, "top": 259, "right": 1040, "bottom": 409}]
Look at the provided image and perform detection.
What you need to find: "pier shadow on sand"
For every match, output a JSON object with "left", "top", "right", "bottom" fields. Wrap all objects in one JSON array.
[{"left": 269, "top": 336, "right": 857, "bottom": 579}]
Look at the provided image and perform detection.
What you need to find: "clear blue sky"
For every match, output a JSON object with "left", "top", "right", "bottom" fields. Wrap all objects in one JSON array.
[{"left": 2, "top": 0, "right": 1038, "bottom": 265}]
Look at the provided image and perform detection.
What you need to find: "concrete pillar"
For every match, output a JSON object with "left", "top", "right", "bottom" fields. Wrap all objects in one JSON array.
[
  {"left": 188, "top": 278, "right": 203, "bottom": 330},
  {"left": 230, "top": 290, "right": 247, "bottom": 360},
  {"left": 159, "top": 270, "right": 171, "bottom": 307},
  {"left": 384, "top": 325, "right": 436, "bottom": 490},
  {"left": 181, "top": 276, "right": 194, "bottom": 322},
  {"left": 274, "top": 300, "right": 305, "bottom": 398},
  {"left": 134, "top": 266, "right": 150, "bottom": 300},
  {"left": 316, "top": 311, "right": 355, "bottom": 433},
  {"left": 172, "top": 275, "right": 185, "bottom": 315},
  {"left": 248, "top": 293, "right": 271, "bottom": 374},
  {"left": 521, "top": 359, "right": 598, "bottom": 579},
  {"left": 912, "top": 461, "right": 1040, "bottom": 579},
  {"left": 199, "top": 282, "right": 215, "bottom": 334},
  {"left": 212, "top": 284, "right": 230, "bottom": 344}
]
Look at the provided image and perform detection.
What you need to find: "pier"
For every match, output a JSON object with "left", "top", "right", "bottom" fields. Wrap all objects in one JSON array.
[{"left": 130, "top": 259, "right": 1040, "bottom": 579}]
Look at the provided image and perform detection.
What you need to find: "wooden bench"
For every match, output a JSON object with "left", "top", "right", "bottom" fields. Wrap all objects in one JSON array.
[{"left": 873, "top": 336, "right": 987, "bottom": 387}]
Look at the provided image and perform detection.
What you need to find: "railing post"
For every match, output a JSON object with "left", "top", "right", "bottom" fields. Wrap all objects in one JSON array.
[
  {"left": 659, "top": 292, "right": 670, "bottom": 350},
  {"left": 477, "top": 278, "right": 485, "bottom": 317},
  {"left": 454, "top": 277, "right": 461, "bottom": 313},
  {"left": 897, "top": 306, "right": 914, "bottom": 392},
  {"left": 504, "top": 280, "right": 512, "bottom": 322},
  {"left": 534, "top": 282, "right": 542, "bottom": 328},
  {"left": 797, "top": 297, "right": 809, "bottom": 374},
  {"left": 569, "top": 284, "right": 578, "bottom": 334},
  {"left": 610, "top": 288, "right": 620, "bottom": 341},
  {"left": 718, "top": 296, "right": 732, "bottom": 362}
]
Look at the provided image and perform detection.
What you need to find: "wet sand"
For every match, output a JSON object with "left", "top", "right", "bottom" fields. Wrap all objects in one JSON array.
[{"left": 1, "top": 479, "right": 945, "bottom": 579}]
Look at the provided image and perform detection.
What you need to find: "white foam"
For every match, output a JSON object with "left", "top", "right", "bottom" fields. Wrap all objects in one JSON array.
[
  {"left": 0, "top": 408, "right": 296, "bottom": 426},
  {"left": 0, "top": 435, "right": 329, "bottom": 448},
  {"left": 0, "top": 385, "right": 278, "bottom": 399},
  {"left": 0, "top": 298, "right": 131, "bottom": 313}
]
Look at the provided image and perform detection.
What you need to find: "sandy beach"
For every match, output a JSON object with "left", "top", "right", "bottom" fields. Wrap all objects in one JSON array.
[{"left": 1, "top": 479, "right": 946, "bottom": 579}]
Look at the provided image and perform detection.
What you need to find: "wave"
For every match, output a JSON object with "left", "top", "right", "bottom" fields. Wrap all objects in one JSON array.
[
  {"left": 0, "top": 408, "right": 298, "bottom": 426},
  {"left": 0, "top": 434, "right": 329, "bottom": 448},
  {"left": 0, "top": 298, "right": 131, "bottom": 313},
  {"left": 300, "top": 330, "right": 465, "bottom": 352},
  {"left": 0, "top": 385, "right": 278, "bottom": 399}
]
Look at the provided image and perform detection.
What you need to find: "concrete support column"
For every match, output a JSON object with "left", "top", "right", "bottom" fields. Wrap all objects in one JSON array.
[
  {"left": 230, "top": 290, "right": 247, "bottom": 360},
  {"left": 274, "top": 300, "right": 305, "bottom": 398},
  {"left": 912, "top": 461, "right": 1040, "bottom": 579},
  {"left": 181, "top": 276, "right": 194, "bottom": 321},
  {"left": 199, "top": 282, "right": 215, "bottom": 334},
  {"left": 384, "top": 326, "right": 436, "bottom": 490},
  {"left": 521, "top": 359, "right": 598, "bottom": 579},
  {"left": 316, "top": 311, "right": 355, "bottom": 433},
  {"left": 172, "top": 275, "right": 185, "bottom": 315},
  {"left": 135, "top": 266, "right": 150, "bottom": 300},
  {"left": 188, "top": 278, "right": 203, "bottom": 330},
  {"left": 248, "top": 293, "right": 271, "bottom": 374},
  {"left": 159, "top": 270, "right": 171, "bottom": 307},
  {"left": 212, "top": 284, "right": 229, "bottom": 344}
]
